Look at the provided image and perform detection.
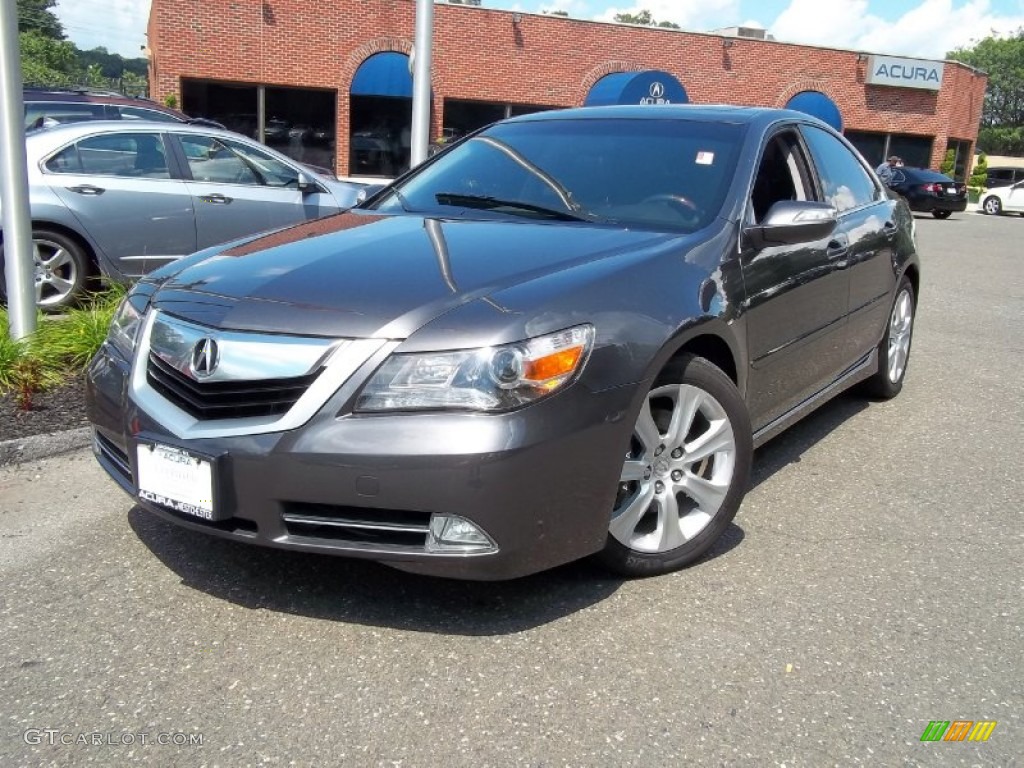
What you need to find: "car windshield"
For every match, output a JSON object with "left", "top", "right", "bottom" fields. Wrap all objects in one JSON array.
[{"left": 369, "top": 117, "right": 746, "bottom": 232}]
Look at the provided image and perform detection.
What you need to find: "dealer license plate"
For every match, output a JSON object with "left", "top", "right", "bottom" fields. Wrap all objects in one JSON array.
[{"left": 137, "top": 443, "right": 215, "bottom": 520}]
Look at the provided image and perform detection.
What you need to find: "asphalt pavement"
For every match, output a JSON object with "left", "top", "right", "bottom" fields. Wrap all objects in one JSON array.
[{"left": 1, "top": 211, "right": 1021, "bottom": 767}]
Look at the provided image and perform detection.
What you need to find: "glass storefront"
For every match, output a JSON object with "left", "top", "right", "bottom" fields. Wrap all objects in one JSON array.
[
  {"left": 845, "top": 130, "right": 934, "bottom": 170},
  {"left": 181, "top": 80, "right": 337, "bottom": 175}
]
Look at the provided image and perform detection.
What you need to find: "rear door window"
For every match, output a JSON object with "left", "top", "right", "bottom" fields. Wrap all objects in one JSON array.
[{"left": 44, "top": 133, "right": 171, "bottom": 179}]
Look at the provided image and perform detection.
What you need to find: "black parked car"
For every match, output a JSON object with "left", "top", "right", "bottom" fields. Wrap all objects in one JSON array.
[
  {"left": 86, "top": 106, "right": 920, "bottom": 580},
  {"left": 24, "top": 87, "right": 223, "bottom": 130},
  {"left": 888, "top": 166, "right": 967, "bottom": 218}
]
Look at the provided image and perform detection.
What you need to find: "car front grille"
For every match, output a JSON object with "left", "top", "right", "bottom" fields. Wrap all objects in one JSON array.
[
  {"left": 281, "top": 502, "right": 432, "bottom": 549},
  {"left": 147, "top": 354, "right": 320, "bottom": 420}
]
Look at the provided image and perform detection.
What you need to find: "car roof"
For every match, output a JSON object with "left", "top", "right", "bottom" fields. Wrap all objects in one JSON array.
[
  {"left": 24, "top": 87, "right": 180, "bottom": 111},
  {"left": 502, "top": 104, "right": 823, "bottom": 130},
  {"left": 27, "top": 119, "right": 243, "bottom": 144}
]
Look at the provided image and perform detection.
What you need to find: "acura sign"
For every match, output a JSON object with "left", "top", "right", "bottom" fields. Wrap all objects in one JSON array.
[{"left": 866, "top": 55, "right": 944, "bottom": 91}]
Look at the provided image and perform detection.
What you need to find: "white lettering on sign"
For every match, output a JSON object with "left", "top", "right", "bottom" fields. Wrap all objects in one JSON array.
[{"left": 865, "top": 55, "right": 944, "bottom": 91}]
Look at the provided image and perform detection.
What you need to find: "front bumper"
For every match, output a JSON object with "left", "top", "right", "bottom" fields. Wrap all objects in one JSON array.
[{"left": 86, "top": 343, "right": 639, "bottom": 580}]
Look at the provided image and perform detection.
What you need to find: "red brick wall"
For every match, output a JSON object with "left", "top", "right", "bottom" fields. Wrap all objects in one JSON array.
[{"left": 148, "top": 0, "right": 987, "bottom": 175}]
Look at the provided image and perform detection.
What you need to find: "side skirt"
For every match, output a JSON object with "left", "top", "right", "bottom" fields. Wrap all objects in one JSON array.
[{"left": 751, "top": 349, "right": 878, "bottom": 449}]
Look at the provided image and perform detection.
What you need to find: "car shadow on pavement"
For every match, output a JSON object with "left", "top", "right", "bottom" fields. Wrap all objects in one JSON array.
[
  {"left": 127, "top": 510, "right": 744, "bottom": 635},
  {"left": 749, "top": 392, "right": 869, "bottom": 488}
]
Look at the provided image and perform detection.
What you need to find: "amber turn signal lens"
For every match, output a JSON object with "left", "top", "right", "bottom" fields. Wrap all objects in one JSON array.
[{"left": 523, "top": 346, "right": 584, "bottom": 383}]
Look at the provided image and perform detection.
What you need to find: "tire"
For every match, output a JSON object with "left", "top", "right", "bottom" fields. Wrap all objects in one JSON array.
[
  {"left": 863, "top": 277, "right": 915, "bottom": 399},
  {"left": 982, "top": 196, "right": 1002, "bottom": 216},
  {"left": 931, "top": 210, "right": 952, "bottom": 219},
  {"left": 4, "top": 229, "right": 91, "bottom": 312},
  {"left": 598, "top": 355, "right": 753, "bottom": 577}
]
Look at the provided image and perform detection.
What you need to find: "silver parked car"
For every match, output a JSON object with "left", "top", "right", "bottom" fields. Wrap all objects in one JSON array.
[{"left": 0, "top": 121, "right": 366, "bottom": 309}]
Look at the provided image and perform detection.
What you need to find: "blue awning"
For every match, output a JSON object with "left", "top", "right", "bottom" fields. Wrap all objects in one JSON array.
[
  {"left": 585, "top": 70, "right": 689, "bottom": 107},
  {"left": 351, "top": 52, "right": 413, "bottom": 98},
  {"left": 786, "top": 90, "right": 843, "bottom": 131}
]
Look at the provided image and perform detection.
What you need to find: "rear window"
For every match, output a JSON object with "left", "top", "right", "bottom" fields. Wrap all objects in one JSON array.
[{"left": 901, "top": 168, "right": 953, "bottom": 183}]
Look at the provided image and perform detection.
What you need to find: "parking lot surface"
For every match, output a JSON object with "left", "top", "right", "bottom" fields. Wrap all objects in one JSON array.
[{"left": 1, "top": 211, "right": 1021, "bottom": 767}]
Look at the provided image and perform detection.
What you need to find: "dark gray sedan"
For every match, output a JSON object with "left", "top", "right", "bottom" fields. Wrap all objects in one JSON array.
[
  {"left": 86, "top": 106, "right": 919, "bottom": 580},
  {"left": 0, "top": 121, "right": 366, "bottom": 309}
]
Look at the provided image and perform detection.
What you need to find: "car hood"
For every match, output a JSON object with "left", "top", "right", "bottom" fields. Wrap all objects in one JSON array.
[{"left": 151, "top": 212, "right": 682, "bottom": 339}]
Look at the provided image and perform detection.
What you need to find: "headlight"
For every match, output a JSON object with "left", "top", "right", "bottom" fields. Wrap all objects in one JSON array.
[
  {"left": 356, "top": 325, "right": 594, "bottom": 412},
  {"left": 106, "top": 295, "right": 147, "bottom": 360}
]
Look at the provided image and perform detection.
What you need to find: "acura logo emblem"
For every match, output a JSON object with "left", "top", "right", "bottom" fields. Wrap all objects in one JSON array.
[
  {"left": 650, "top": 82, "right": 665, "bottom": 99},
  {"left": 190, "top": 338, "right": 219, "bottom": 378}
]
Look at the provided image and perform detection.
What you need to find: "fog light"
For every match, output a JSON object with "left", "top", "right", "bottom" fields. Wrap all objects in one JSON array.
[{"left": 426, "top": 514, "right": 497, "bottom": 553}]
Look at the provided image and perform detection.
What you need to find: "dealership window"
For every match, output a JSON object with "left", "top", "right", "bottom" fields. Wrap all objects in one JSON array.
[
  {"left": 945, "top": 139, "right": 972, "bottom": 181},
  {"left": 845, "top": 130, "right": 934, "bottom": 170},
  {"left": 350, "top": 52, "right": 413, "bottom": 177},
  {"left": 442, "top": 100, "right": 558, "bottom": 142},
  {"left": 182, "top": 80, "right": 337, "bottom": 173}
]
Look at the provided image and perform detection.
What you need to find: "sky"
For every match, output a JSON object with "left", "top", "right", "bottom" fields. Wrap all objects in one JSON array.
[{"left": 55, "top": 0, "right": 1024, "bottom": 60}]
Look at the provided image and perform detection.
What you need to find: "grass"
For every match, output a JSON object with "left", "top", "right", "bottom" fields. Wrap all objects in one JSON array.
[{"left": 0, "top": 285, "right": 125, "bottom": 409}]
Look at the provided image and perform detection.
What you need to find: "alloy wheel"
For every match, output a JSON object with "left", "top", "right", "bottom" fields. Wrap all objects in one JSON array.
[
  {"left": 610, "top": 383, "right": 736, "bottom": 553},
  {"left": 887, "top": 288, "right": 913, "bottom": 384},
  {"left": 33, "top": 237, "right": 79, "bottom": 308}
]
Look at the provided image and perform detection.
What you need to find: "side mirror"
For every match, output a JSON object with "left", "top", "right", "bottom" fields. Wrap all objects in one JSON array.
[
  {"left": 297, "top": 172, "right": 318, "bottom": 195},
  {"left": 744, "top": 201, "right": 837, "bottom": 250}
]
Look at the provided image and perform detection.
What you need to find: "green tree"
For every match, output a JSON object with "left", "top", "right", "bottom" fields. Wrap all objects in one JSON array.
[
  {"left": 948, "top": 30, "right": 1024, "bottom": 154},
  {"left": 970, "top": 152, "right": 989, "bottom": 187},
  {"left": 614, "top": 10, "right": 680, "bottom": 29},
  {"left": 940, "top": 148, "right": 955, "bottom": 175},
  {"left": 19, "top": 31, "right": 78, "bottom": 87},
  {"left": 17, "top": 0, "right": 64, "bottom": 39}
]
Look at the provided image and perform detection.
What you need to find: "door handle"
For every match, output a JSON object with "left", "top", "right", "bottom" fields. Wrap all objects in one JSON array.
[
  {"left": 200, "top": 193, "right": 233, "bottom": 205},
  {"left": 67, "top": 184, "right": 105, "bottom": 195},
  {"left": 826, "top": 237, "right": 849, "bottom": 260},
  {"left": 883, "top": 220, "right": 898, "bottom": 239}
]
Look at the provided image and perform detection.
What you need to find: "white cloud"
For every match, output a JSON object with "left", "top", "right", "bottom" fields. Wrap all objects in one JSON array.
[
  {"left": 596, "top": 0, "right": 742, "bottom": 30},
  {"left": 54, "top": 0, "right": 151, "bottom": 58},
  {"left": 770, "top": 0, "right": 1024, "bottom": 58}
]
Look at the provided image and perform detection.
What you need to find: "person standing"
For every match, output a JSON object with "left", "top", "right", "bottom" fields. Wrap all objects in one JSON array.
[{"left": 876, "top": 155, "right": 901, "bottom": 186}]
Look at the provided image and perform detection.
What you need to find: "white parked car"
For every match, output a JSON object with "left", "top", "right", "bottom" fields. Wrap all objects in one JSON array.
[{"left": 980, "top": 181, "right": 1024, "bottom": 216}]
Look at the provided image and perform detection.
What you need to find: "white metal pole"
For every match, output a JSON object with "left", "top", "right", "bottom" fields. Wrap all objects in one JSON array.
[
  {"left": 410, "top": 0, "right": 434, "bottom": 168},
  {"left": 0, "top": 0, "right": 37, "bottom": 338}
]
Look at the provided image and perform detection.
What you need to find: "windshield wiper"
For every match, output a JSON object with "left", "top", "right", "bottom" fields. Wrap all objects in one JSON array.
[{"left": 434, "top": 193, "right": 589, "bottom": 222}]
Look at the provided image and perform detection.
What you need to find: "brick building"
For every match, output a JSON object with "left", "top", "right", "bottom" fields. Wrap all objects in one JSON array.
[{"left": 146, "top": 0, "right": 987, "bottom": 179}]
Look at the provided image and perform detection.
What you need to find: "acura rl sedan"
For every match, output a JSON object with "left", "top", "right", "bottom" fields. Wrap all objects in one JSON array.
[{"left": 86, "top": 106, "right": 919, "bottom": 580}]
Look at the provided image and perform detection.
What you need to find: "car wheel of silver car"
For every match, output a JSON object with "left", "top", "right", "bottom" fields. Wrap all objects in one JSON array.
[
  {"left": 982, "top": 196, "right": 1002, "bottom": 215},
  {"left": 31, "top": 230, "right": 90, "bottom": 311},
  {"left": 864, "top": 276, "right": 915, "bottom": 399},
  {"left": 600, "top": 354, "right": 753, "bottom": 577}
]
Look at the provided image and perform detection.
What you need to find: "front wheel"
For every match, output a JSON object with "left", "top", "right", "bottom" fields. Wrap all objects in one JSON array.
[
  {"left": 931, "top": 210, "right": 952, "bottom": 219},
  {"left": 863, "top": 277, "right": 915, "bottom": 399},
  {"left": 982, "top": 196, "right": 1002, "bottom": 216},
  {"left": 599, "top": 355, "right": 753, "bottom": 577}
]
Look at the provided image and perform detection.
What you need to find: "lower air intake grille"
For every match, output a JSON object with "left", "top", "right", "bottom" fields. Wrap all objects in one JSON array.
[
  {"left": 95, "top": 431, "right": 132, "bottom": 483},
  {"left": 282, "top": 502, "right": 432, "bottom": 549}
]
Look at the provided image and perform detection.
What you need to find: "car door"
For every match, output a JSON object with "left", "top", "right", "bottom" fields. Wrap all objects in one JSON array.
[
  {"left": 800, "top": 124, "right": 896, "bottom": 366},
  {"left": 740, "top": 128, "right": 851, "bottom": 428},
  {"left": 1006, "top": 181, "right": 1024, "bottom": 212},
  {"left": 172, "top": 132, "right": 344, "bottom": 250},
  {"left": 45, "top": 130, "right": 198, "bottom": 276}
]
